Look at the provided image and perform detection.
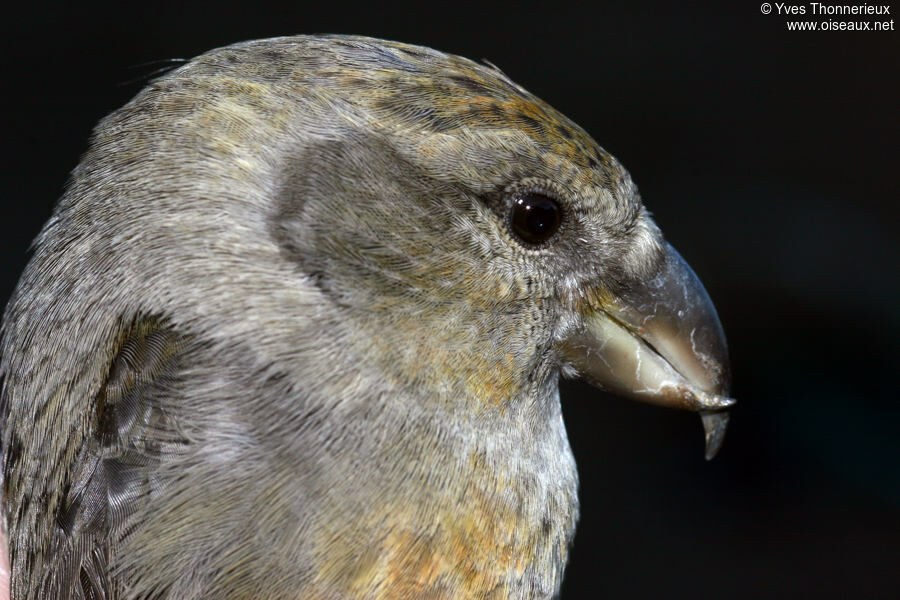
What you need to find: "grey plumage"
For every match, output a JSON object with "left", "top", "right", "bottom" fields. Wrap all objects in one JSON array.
[{"left": 1, "top": 35, "right": 733, "bottom": 599}]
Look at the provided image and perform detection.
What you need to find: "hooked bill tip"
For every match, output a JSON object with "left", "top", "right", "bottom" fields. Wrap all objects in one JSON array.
[{"left": 701, "top": 410, "right": 731, "bottom": 460}]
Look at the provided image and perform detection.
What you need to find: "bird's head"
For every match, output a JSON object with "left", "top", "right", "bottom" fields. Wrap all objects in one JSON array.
[{"left": 242, "top": 36, "right": 734, "bottom": 454}]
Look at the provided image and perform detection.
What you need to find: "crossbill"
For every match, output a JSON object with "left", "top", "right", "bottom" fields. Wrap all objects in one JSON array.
[{"left": 0, "top": 35, "right": 733, "bottom": 599}]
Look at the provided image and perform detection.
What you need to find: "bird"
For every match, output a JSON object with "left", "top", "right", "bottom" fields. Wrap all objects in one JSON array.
[{"left": 0, "top": 35, "right": 734, "bottom": 599}]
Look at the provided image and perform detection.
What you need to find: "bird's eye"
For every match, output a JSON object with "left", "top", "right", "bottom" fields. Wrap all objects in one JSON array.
[{"left": 510, "top": 192, "right": 562, "bottom": 246}]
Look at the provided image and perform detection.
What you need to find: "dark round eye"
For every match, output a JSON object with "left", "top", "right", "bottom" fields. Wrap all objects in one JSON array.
[{"left": 510, "top": 192, "right": 562, "bottom": 246}]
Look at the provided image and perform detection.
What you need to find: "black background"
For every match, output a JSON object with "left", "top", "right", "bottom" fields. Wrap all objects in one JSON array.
[{"left": 5, "top": 2, "right": 899, "bottom": 598}]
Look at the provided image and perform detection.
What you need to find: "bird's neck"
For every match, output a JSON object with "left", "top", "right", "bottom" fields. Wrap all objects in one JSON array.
[{"left": 293, "top": 369, "right": 579, "bottom": 599}]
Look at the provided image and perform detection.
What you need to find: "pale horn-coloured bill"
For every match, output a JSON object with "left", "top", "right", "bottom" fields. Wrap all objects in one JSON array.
[{"left": 561, "top": 242, "right": 735, "bottom": 460}]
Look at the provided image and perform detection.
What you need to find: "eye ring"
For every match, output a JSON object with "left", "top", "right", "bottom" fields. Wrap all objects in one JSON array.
[{"left": 509, "top": 191, "right": 563, "bottom": 247}]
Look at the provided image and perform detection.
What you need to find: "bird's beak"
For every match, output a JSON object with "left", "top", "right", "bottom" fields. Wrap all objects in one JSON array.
[{"left": 560, "top": 242, "right": 735, "bottom": 459}]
